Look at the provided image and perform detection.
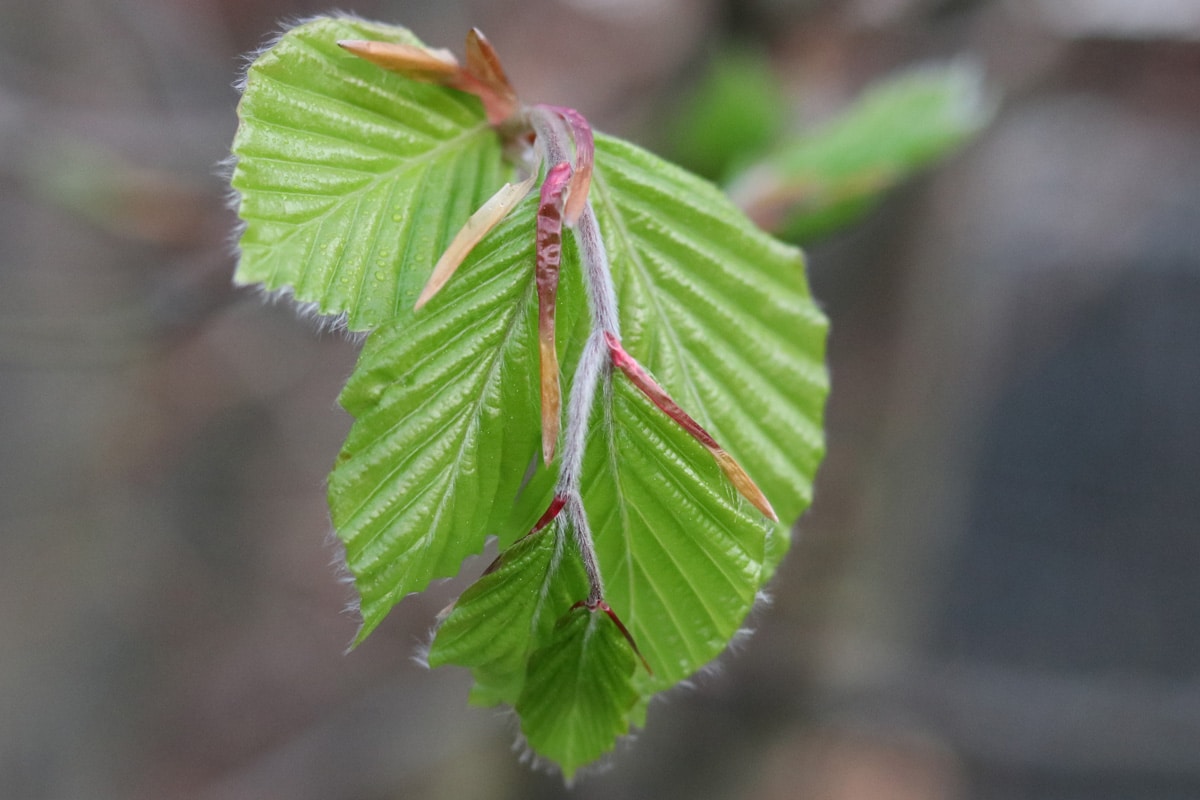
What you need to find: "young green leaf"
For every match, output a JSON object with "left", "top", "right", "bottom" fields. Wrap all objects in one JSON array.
[
  {"left": 231, "top": 17, "right": 510, "bottom": 330},
  {"left": 590, "top": 135, "right": 828, "bottom": 573},
  {"left": 428, "top": 523, "right": 590, "bottom": 707},
  {"left": 582, "top": 376, "right": 768, "bottom": 692},
  {"left": 729, "top": 62, "right": 992, "bottom": 242},
  {"left": 329, "top": 200, "right": 547, "bottom": 642},
  {"left": 516, "top": 605, "right": 640, "bottom": 780}
]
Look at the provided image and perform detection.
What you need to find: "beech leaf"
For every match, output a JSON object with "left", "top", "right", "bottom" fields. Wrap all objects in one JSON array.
[
  {"left": 229, "top": 16, "right": 829, "bottom": 776},
  {"left": 231, "top": 17, "right": 510, "bottom": 330}
]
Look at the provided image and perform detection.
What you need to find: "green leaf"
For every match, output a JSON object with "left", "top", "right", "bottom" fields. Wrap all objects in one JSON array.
[
  {"left": 592, "top": 134, "right": 828, "bottom": 573},
  {"left": 729, "top": 62, "right": 992, "bottom": 242},
  {"left": 585, "top": 376, "right": 767, "bottom": 690},
  {"left": 429, "top": 369, "right": 772, "bottom": 735},
  {"left": 431, "top": 135, "right": 825, "bottom": 763},
  {"left": 661, "top": 46, "right": 786, "bottom": 182},
  {"left": 328, "top": 200, "right": 540, "bottom": 641},
  {"left": 427, "top": 526, "right": 589, "bottom": 707},
  {"left": 230, "top": 16, "right": 509, "bottom": 330},
  {"left": 516, "top": 605, "right": 639, "bottom": 780},
  {"left": 331, "top": 212, "right": 588, "bottom": 643}
]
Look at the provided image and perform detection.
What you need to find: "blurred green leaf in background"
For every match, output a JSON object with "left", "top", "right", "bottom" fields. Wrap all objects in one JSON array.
[
  {"left": 662, "top": 47, "right": 787, "bottom": 183},
  {"left": 726, "top": 61, "right": 994, "bottom": 243}
]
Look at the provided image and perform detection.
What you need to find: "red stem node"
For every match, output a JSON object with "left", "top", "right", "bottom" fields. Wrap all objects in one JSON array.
[{"left": 567, "top": 598, "right": 652, "bottom": 675}]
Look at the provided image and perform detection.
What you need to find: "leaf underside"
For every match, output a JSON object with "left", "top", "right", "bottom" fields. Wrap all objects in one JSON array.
[{"left": 232, "top": 16, "right": 828, "bottom": 777}]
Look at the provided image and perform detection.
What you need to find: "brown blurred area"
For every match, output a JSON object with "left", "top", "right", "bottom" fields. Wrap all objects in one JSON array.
[{"left": 2, "top": 1, "right": 1198, "bottom": 798}]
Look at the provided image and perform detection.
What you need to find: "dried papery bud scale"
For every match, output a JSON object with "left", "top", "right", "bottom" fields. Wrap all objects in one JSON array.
[
  {"left": 336, "top": 39, "right": 460, "bottom": 79},
  {"left": 414, "top": 173, "right": 537, "bottom": 309}
]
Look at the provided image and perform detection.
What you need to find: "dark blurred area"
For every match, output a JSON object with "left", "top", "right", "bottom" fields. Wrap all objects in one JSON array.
[{"left": 2, "top": 0, "right": 1198, "bottom": 798}]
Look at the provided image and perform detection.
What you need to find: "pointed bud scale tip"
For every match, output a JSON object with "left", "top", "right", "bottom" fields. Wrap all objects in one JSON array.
[
  {"left": 600, "top": 601, "right": 652, "bottom": 675},
  {"left": 465, "top": 28, "right": 514, "bottom": 97},
  {"left": 603, "top": 332, "right": 778, "bottom": 521},
  {"left": 463, "top": 29, "right": 519, "bottom": 126},
  {"left": 415, "top": 173, "right": 538, "bottom": 310},
  {"left": 340, "top": 34, "right": 519, "bottom": 127},
  {"left": 713, "top": 450, "right": 778, "bottom": 522}
]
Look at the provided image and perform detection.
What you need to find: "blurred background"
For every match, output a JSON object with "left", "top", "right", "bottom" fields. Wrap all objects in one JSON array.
[{"left": 2, "top": 0, "right": 1198, "bottom": 798}]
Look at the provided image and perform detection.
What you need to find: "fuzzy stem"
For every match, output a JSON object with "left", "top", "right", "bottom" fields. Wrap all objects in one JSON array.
[
  {"left": 530, "top": 108, "right": 618, "bottom": 332},
  {"left": 574, "top": 203, "right": 620, "bottom": 338},
  {"left": 530, "top": 107, "right": 570, "bottom": 176},
  {"left": 555, "top": 329, "right": 608, "bottom": 605},
  {"left": 529, "top": 106, "right": 636, "bottom": 621}
]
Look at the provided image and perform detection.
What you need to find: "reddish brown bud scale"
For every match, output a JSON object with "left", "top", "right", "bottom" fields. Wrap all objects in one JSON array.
[
  {"left": 605, "top": 332, "right": 719, "bottom": 448},
  {"left": 604, "top": 332, "right": 778, "bottom": 521},
  {"left": 536, "top": 161, "right": 573, "bottom": 464},
  {"left": 463, "top": 29, "right": 519, "bottom": 125},
  {"left": 598, "top": 600, "right": 652, "bottom": 675},
  {"left": 340, "top": 34, "right": 520, "bottom": 128},
  {"left": 479, "top": 494, "right": 566, "bottom": 579}
]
